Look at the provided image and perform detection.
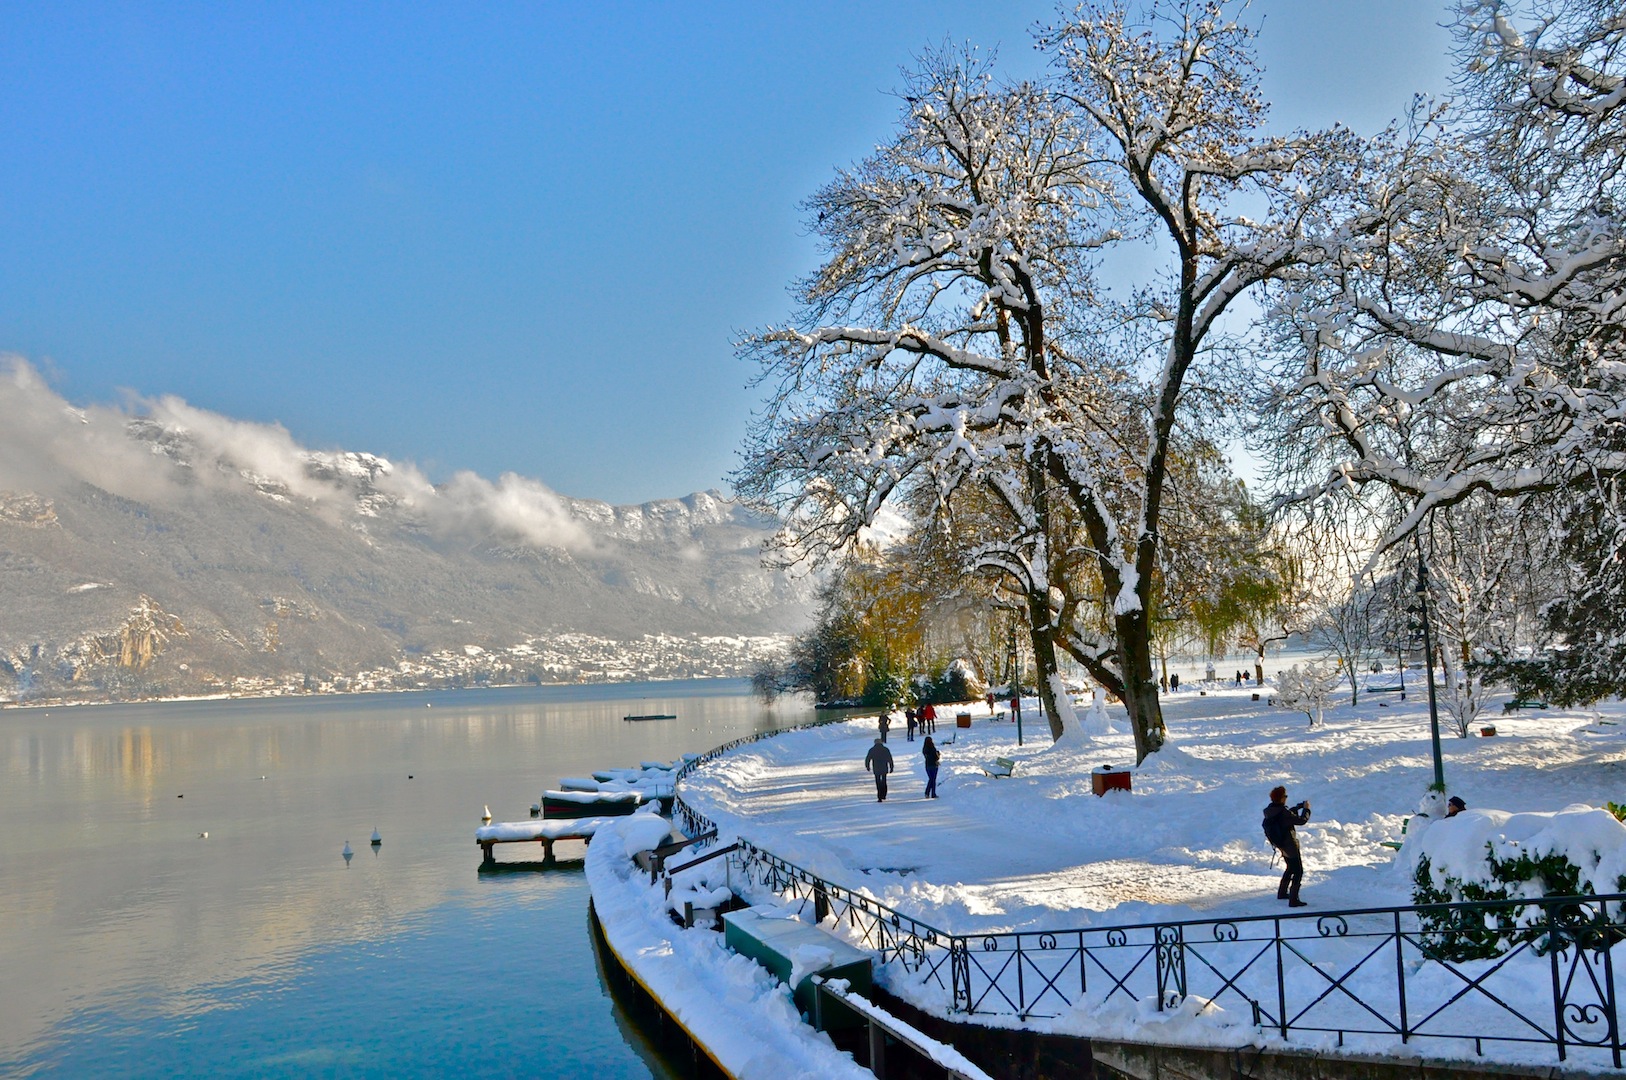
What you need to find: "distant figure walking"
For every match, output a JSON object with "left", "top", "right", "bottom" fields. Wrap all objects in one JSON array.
[
  {"left": 905, "top": 708, "right": 917, "bottom": 742},
  {"left": 878, "top": 713, "right": 891, "bottom": 743},
  {"left": 864, "top": 738, "right": 894, "bottom": 802},
  {"left": 1169, "top": 673, "right": 1179, "bottom": 692},
  {"left": 922, "top": 736, "right": 940, "bottom": 798},
  {"left": 1262, "top": 785, "right": 1312, "bottom": 907},
  {"left": 921, "top": 702, "right": 936, "bottom": 734}
]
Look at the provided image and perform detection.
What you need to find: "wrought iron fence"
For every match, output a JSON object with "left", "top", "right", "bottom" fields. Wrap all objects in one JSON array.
[{"left": 672, "top": 722, "right": 1626, "bottom": 1066}]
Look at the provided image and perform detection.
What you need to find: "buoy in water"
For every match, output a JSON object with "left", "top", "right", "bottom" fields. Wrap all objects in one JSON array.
[
  {"left": 342, "top": 841, "right": 353, "bottom": 865},
  {"left": 199, "top": 831, "right": 208, "bottom": 839},
  {"left": 370, "top": 828, "right": 382, "bottom": 846}
]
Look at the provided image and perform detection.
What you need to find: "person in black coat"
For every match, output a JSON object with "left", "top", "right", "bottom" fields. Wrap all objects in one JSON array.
[
  {"left": 921, "top": 736, "right": 940, "bottom": 798},
  {"left": 864, "top": 738, "right": 894, "bottom": 802},
  {"left": 1263, "top": 785, "right": 1311, "bottom": 906}
]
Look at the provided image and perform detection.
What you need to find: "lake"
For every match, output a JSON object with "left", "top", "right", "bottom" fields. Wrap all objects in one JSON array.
[{"left": 0, "top": 680, "right": 816, "bottom": 1078}]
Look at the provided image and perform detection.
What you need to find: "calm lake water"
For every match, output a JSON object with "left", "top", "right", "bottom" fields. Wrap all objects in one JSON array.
[{"left": 0, "top": 679, "right": 816, "bottom": 1078}]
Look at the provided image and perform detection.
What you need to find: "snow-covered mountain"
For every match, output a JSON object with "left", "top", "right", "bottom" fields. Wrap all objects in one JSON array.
[{"left": 0, "top": 360, "right": 809, "bottom": 702}]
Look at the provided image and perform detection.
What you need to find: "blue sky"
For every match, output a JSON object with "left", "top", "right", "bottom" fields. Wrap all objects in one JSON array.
[{"left": 0, "top": 2, "right": 1452, "bottom": 505}]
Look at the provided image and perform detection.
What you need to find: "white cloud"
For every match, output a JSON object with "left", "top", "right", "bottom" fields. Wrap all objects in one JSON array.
[{"left": 0, "top": 355, "right": 591, "bottom": 552}]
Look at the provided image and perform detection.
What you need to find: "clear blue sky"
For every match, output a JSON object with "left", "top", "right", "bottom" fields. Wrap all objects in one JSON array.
[{"left": 0, "top": 2, "right": 1451, "bottom": 504}]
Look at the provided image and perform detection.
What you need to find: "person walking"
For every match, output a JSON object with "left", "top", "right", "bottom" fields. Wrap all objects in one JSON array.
[
  {"left": 921, "top": 736, "right": 940, "bottom": 798},
  {"left": 905, "top": 708, "right": 917, "bottom": 742},
  {"left": 864, "top": 738, "right": 894, "bottom": 802},
  {"left": 1262, "top": 785, "right": 1311, "bottom": 907},
  {"left": 920, "top": 702, "right": 936, "bottom": 734},
  {"left": 877, "top": 713, "right": 891, "bottom": 743}
]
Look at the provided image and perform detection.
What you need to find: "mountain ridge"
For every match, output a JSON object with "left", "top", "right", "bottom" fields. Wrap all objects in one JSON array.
[{"left": 0, "top": 361, "right": 807, "bottom": 703}]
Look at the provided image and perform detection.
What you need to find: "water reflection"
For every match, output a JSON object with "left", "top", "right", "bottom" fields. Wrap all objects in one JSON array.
[{"left": 0, "top": 680, "right": 812, "bottom": 1076}]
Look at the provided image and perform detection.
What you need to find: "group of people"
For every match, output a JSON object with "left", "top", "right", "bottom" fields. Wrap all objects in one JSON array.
[
  {"left": 864, "top": 731, "right": 938, "bottom": 801},
  {"left": 874, "top": 704, "right": 941, "bottom": 747}
]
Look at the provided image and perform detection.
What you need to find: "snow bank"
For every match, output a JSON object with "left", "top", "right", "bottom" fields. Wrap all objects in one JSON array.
[{"left": 1407, "top": 804, "right": 1626, "bottom": 898}]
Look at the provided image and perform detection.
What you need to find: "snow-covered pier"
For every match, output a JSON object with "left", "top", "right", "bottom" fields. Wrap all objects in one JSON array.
[{"left": 475, "top": 817, "right": 616, "bottom": 865}]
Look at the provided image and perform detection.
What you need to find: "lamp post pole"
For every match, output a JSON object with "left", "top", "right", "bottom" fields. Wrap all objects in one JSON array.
[{"left": 1415, "top": 534, "right": 1446, "bottom": 791}]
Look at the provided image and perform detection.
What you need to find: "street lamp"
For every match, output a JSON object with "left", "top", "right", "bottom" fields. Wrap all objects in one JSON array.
[{"left": 1413, "top": 534, "right": 1446, "bottom": 791}]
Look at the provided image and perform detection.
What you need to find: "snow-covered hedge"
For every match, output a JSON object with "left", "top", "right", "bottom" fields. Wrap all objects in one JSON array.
[{"left": 1405, "top": 804, "right": 1626, "bottom": 959}]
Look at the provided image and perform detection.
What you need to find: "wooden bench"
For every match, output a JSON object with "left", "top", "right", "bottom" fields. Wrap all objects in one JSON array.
[
  {"left": 1505, "top": 697, "right": 1548, "bottom": 711},
  {"left": 981, "top": 756, "right": 1016, "bottom": 778}
]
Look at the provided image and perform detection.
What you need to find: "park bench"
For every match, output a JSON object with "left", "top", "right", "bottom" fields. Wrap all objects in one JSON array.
[
  {"left": 981, "top": 756, "right": 1017, "bottom": 779},
  {"left": 1504, "top": 697, "right": 1548, "bottom": 712}
]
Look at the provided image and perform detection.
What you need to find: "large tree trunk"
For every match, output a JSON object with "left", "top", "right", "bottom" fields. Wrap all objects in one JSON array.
[
  {"left": 1026, "top": 596, "right": 1065, "bottom": 740},
  {"left": 1116, "top": 608, "right": 1167, "bottom": 764}
]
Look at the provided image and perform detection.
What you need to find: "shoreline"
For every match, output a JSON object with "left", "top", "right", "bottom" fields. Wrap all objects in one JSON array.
[{"left": 0, "top": 673, "right": 763, "bottom": 713}]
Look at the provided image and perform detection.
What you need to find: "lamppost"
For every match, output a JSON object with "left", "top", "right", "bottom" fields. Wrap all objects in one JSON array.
[{"left": 1414, "top": 534, "right": 1446, "bottom": 791}]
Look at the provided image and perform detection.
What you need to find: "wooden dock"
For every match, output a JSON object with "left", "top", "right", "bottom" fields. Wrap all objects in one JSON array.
[{"left": 475, "top": 817, "right": 619, "bottom": 865}]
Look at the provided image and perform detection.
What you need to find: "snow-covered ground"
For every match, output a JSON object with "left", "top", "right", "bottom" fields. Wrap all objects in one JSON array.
[{"left": 675, "top": 680, "right": 1626, "bottom": 1069}]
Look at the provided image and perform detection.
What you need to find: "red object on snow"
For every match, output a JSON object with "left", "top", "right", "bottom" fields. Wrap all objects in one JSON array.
[{"left": 1091, "top": 766, "right": 1132, "bottom": 796}]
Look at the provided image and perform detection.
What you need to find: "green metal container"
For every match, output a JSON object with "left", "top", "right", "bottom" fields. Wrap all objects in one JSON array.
[{"left": 721, "top": 907, "right": 873, "bottom": 1030}]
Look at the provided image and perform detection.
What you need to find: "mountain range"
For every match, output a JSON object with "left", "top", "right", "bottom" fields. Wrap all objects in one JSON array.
[{"left": 0, "top": 360, "right": 809, "bottom": 703}]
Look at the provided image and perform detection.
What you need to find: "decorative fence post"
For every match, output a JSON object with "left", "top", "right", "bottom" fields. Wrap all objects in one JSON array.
[
  {"left": 951, "top": 938, "right": 972, "bottom": 1013},
  {"left": 1155, "top": 924, "right": 1186, "bottom": 1008}
]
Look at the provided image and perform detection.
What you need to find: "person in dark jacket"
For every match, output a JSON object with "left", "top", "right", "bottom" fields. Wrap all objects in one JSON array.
[
  {"left": 921, "top": 736, "right": 940, "bottom": 798},
  {"left": 1263, "top": 785, "right": 1311, "bottom": 906},
  {"left": 864, "top": 738, "right": 894, "bottom": 802},
  {"left": 877, "top": 713, "right": 891, "bottom": 743}
]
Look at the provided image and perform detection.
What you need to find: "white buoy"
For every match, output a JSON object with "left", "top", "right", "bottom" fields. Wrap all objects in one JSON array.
[
  {"left": 481, "top": 805, "right": 492, "bottom": 822},
  {"left": 342, "top": 841, "right": 353, "bottom": 857},
  {"left": 370, "top": 827, "right": 382, "bottom": 846},
  {"left": 199, "top": 831, "right": 208, "bottom": 839}
]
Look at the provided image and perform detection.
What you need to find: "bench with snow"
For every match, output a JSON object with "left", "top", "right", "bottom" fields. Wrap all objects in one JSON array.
[
  {"left": 1504, "top": 697, "right": 1548, "bottom": 712},
  {"left": 475, "top": 817, "right": 618, "bottom": 865},
  {"left": 980, "top": 756, "right": 1017, "bottom": 779}
]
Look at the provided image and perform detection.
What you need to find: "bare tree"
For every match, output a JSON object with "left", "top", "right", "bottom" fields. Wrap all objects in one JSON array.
[{"left": 741, "top": 5, "right": 1357, "bottom": 763}]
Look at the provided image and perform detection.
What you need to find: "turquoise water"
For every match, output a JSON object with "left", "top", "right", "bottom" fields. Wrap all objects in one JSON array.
[{"left": 0, "top": 681, "right": 813, "bottom": 1078}]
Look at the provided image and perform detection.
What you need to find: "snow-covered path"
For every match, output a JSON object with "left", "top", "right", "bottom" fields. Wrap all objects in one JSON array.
[{"left": 681, "top": 686, "right": 1626, "bottom": 934}]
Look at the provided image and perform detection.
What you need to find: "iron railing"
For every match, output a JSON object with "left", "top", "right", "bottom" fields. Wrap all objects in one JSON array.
[{"left": 671, "top": 722, "right": 1626, "bottom": 1067}]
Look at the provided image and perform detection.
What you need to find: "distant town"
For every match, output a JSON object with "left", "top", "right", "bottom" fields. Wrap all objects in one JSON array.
[{"left": 3, "top": 631, "right": 791, "bottom": 706}]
